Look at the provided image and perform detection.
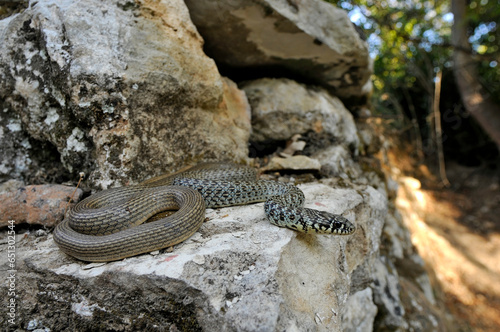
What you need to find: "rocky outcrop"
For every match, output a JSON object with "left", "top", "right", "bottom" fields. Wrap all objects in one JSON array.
[
  {"left": 242, "top": 78, "right": 359, "bottom": 152},
  {"left": 0, "top": 1, "right": 449, "bottom": 331},
  {"left": 184, "top": 0, "right": 372, "bottom": 101},
  {"left": 1, "top": 182, "right": 378, "bottom": 332},
  {"left": 0, "top": 162, "right": 447, "bottom": 331},
  {"left": 0, "top": 0, "right": 250, "bottom": 189}
]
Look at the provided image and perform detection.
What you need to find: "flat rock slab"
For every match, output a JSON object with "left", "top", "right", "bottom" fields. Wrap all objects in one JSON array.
[
  {"left": 262, "top": 155, "right": 322, "bottom": 172},
  {"left": 185, "top": 0, "right": 372, "bottom": 99},
  {"left": 1, "top": 182, "right": 386, "bottom": 331}
]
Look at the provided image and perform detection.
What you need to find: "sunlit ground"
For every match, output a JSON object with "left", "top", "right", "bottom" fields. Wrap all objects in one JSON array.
[{"left": 396, "top": 172, "right": 500, "bottom": 331}]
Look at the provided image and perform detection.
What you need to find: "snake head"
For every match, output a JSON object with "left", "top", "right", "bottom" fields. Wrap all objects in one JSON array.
[{"left": 314, "top": 211, "right": 356, "bottom": 235}]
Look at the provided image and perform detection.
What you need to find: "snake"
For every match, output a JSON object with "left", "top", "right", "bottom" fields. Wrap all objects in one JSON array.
[{"left": 53, "top": 163, "right": 355, "bottom": 262}]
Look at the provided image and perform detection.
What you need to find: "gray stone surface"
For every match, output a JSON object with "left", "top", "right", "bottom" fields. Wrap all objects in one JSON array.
[
  {"left": 1, "top": 181, "right": 385, "bottom": 331},
  {"left": 0, "top": 1, "right": 450, "bottom": 331},
  {"left": 341, "top": 288, "right": 378, "bottom": 332},
  {"left": 313, "top": 145, "right": 363, "bottom": 179},
  {"left": 242, "top": 78, "right": 359, "bottom": 149},
  {"left": 0, "top": 0, "right": 251, "bottom": 189},
  {"left": 185, "top": 0, "right": 372, "bottom": 100},
  {"left": 371, "top": 256, "right": 407, "bottom": 330}
]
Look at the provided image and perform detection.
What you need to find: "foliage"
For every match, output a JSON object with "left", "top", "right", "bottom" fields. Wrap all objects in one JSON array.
[
  {"left": 327, "top": 0, "right": 500, "bottom": 162},
  {"left": 468, "top": 0, "right": 500, "bottom": 104},
  {"left": 329, "top": 0, "right": 447, "bottom": 103}
]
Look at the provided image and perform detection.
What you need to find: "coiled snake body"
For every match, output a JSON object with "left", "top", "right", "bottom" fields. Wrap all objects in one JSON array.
[{"left": 54, "top": 163, "right": 355, "bottom": 262}]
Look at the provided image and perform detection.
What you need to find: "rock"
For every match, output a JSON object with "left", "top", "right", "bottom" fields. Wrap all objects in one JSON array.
[
  {"left": 0, "top": 176, "right": 450, "bottom": 331},
  {"left": 280, "top": 134, "right": 306, "bottom": 157},
  {"left": 0, "top": 0, "right": 251, "bottom": 189},
  {"left": 0, "top": 181, "right": 388, "bottom": 331},
  {"left": 382, "top": 212, "right": 410, "bottom": 260},
  {"left": 242, "top": 78, "right": 359, "bottom": 150},
  {"left": 262, "top": 155, "right": 321, "bottom": 172},
  {"left": 341, "top": 288, "right": 378, "bottom": 332},
  {"left": 0, "top": 1, "right": 452, "bottom": 330},
  {"left": 371, "top": 256, "right": 408, "bottom": 330},
  {"left": 357, "top": 120, "right": 384, "bottom": 156},
  {"left": 0, "top": 181, "right": 82, "bottom": 227},
  {"left": 184, "top": 0, "right": 372, "bottom": 100},
  {"left": 378, "top": 190, "right": 448, "bottom": 330},
  {"left": 0, "top": 179, "right": 25, "bottom": 193},
  {"left": 313, "top": 145, "right": 363, "bottom": 179},
  {"left": 398, "top": 278, "right": 447, "bottom": 331}
]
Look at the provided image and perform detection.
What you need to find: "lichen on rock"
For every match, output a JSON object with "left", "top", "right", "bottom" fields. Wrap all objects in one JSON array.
[
  {"left": 0, "top": 0, "right": 251, "bottom": 189},
  {"left": 0, "top": 0, "right": 449, "bottom": 331},
  {"left": 184, "top": 0, "right": 372, "bottom": 100}
]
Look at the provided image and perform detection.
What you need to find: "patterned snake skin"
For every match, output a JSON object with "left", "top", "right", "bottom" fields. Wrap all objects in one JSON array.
[{"left": 54, "top": 163, "right": 355, "bottom": 262}]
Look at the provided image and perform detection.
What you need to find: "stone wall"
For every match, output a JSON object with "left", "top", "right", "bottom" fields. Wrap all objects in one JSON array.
[{"left": 0, "top": 1, "right": 448, "bottom": 331}]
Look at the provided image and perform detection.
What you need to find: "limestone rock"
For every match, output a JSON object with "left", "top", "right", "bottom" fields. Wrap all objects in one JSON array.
[
  {"left": 371, "top": 256, "right": 407, "bottom": 330},
  {"left": 0, "top": 181, "right": 387, "bottom": 331},
  {"left": 0, "top": 0, "right": 251, "bottom": 189},
  {"left": 398, "top": 278, "right": 447, "bottom": 331},
  {"left": 357, "top": 120, "right": 384, "bottom": 156},
  {"left": 341, "top": 288, "right": 378, "bottom": 332},
  {"left": 313, "top": 145, "right": 363, "bottom": 179},
  {"left": 184, "top": 0, "right": 372, "bottom": 100},
  {"left": 0, "top": 1, "right": 452, "bottom": 331},
  {"left": 280, "top": 134, "right": 306, "bottom": 157},
  {"left": 0, "top": 181, "right": 82, "bottom": 227},
  {"left": 242, "top": 78, "right": 359, "bottom": 150},
  {"left": 262, "top": 155, "right": 321, "bottom": 172}
]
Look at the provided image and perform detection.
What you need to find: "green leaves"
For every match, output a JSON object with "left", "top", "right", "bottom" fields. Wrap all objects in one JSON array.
[{"left": 327, "top": 0, "right": 499, "bottom": 111}]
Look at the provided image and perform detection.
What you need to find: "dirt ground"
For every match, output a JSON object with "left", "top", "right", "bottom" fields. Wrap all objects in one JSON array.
[{"left": 390, "top": 153, "right": 500, "bottom": 331}]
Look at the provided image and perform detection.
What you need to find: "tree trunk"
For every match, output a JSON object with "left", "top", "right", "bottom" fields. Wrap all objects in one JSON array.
[{"left": 451, "top": 0, "right": 500, "bottom": 152}]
